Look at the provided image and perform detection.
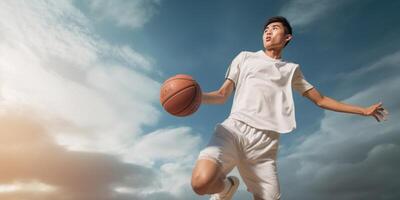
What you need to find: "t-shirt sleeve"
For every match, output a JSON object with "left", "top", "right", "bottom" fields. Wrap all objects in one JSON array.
[
  {"left": 225, "top": 52, "right": 244, "bottom": 87},
  {"left": 292, "top": 65, "right": 314, "bottom": 95}
]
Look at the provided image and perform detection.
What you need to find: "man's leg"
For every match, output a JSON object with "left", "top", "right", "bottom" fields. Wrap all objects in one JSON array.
[
  {"left": 191, "top": 159, "right": 226, "bottom": 195},
  {"left": 191, "top": 119, "right": 240, "bottom": 197},
  {"left": 238, "top": 129, "right": 281, "bottom": 200}
]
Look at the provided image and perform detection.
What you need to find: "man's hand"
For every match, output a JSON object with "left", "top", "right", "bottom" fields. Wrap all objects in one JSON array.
[{"left": 362, "top": 102, "right": 389, "bottom": 122}]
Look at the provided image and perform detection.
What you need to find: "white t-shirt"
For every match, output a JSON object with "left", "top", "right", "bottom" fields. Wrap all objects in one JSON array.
[{"left": 225, "top": 50, "right": 314, "bottom": 133}]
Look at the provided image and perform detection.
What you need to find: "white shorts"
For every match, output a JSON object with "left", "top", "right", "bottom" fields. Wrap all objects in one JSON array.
[{"left": 198, "top": 118, "right": 281, "bottom": 200}]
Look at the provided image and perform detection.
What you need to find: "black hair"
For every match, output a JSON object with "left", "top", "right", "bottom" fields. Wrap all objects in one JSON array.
[{"left": 264, "top": 16, "right": 293, "bottom": 46}]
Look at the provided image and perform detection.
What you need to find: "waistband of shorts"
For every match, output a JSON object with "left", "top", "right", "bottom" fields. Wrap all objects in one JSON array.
[{"left": 224, "top": 117, "right": 279, "bottom": 134}]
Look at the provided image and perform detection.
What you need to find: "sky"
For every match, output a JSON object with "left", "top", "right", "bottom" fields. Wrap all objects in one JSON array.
[{"left": 0, "top": 0, "right": 399, "bottom": 200}]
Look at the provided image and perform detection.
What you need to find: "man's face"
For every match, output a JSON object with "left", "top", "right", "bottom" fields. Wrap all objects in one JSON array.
[{"left": 263, "top": 22, "right": 292, "bottom": 50}]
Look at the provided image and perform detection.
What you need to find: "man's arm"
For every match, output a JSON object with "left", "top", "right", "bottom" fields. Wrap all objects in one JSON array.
[
  {"left": 303, "top": 88, "right": 389, "bottom": 122},
  {"left": 202, "top": 79, "right": 235, "bottom": 104}
]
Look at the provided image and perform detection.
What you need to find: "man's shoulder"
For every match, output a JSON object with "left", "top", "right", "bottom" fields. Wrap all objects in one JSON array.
[
  {"left": 236, "top": 50, "right": 259, "bottom": 60},
  {"left": 231, "top": 50, "right": 257, "bottom": 63},
  {"left": 239, "top": 50, "right": 258, "bottom": 56},
  {"left": 286, "top": 61, "right": 299, "bottom": 67},
  {"left": 280, "top": 59, "right": 299, "bottom": 68}
]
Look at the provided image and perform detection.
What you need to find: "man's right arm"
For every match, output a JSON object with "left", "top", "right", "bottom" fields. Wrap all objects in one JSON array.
[{"left": 201, "top": 79, "right": 235, "bottom": 104}]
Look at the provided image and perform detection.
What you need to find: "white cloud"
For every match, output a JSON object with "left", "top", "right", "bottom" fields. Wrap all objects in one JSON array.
[
  {"left": 279, "top": 0, "right": 329, "bottom": 27},
  {"left": 338, "top": 50, "right": 400, "bottom": 80},
  {"left": 279, "top": 0, "right": 352, "bottom": 28},
  {"left": 112, "top": 45, "right": 155, "bottom": 72},
  {"left": 0, "top": 115, "right": 158, "bottom": 200},
  {"left": 0, "top": 0, "right": 161, "bottom": 154},
  {"left": 0, "top": 1, "right": 203, "bottom": 200},
  {"left": 121, "top": 127, "right": 202, "bottom": 197},
  {"left": 125, "top": 127, "right": 201, "bottom": 167},
  {"left": 0, "top": 181, "right": 56, "bottom": 193},
  {"left": 87, "top": 0, "right": 162, "bottom": 29}
]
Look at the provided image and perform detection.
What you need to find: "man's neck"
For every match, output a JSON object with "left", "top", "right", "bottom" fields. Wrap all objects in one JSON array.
[{"left": 264, "top": 49, "right": 282, "bottom": 60}]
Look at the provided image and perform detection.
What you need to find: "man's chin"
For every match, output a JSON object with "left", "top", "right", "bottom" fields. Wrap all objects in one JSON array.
[
  {"left": 264, "top": 45, "right": 273, "bottom": 50},
  {"left": 264, "top": 42, "right": 274, "bottom": 48}
]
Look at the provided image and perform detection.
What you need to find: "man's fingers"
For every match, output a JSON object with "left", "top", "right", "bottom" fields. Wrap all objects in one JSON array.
[
  {"left": 382, "top": 108, "right": 389, "bottom": 115},
  {"left": 376, "top": 105, "right": 389, "bottom": 114},
  {"left": 368, "top": 102, "right": 388, "bottom": 122},
  {"left": 375, "top": 111, "right": 386, "bottom": 121},
  {"left": 373, "top": 114, "right": 381, "bottom": 122},
  {"left": 375, "top": 109, "right": 383, "bottom": 115}
]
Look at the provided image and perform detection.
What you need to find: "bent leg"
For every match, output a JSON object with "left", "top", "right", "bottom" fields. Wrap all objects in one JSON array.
[
  {"left": 191, "top": 159, "right": 226, "bottom": 195},
  {"left": 191, "top": 119, "right": 240, "bottom": 196}
]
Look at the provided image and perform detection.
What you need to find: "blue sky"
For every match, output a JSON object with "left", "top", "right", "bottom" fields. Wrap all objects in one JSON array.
[{"left": 0, "top": 0, "right": 399, "bottom": 200}]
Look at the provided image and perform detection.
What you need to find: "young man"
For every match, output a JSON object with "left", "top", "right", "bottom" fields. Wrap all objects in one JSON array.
[{"left": 191, "top": 16, "right": 388, "bottom": 200}]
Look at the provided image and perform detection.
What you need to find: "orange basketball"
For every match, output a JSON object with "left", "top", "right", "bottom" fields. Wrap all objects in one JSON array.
[{"left": 160, "top": 74, "right": 202, "bottom": 117}]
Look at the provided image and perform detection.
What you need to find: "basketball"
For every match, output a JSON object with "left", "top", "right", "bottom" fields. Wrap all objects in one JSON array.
[{"left": 160, "top": 74, "right": 202, "bottom": 117}]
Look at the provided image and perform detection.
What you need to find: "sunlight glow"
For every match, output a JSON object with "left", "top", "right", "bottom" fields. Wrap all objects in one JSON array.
[{"left": 0, "top": 181, "right": 56, "bottom": 193}]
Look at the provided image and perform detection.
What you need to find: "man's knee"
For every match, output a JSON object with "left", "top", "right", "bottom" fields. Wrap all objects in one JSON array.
[
  {"left": 191, "top": 159, "right": 221, "bottom": 195},
  {"left": 191, "top": 173, "right": 214, "bottom": 195}
]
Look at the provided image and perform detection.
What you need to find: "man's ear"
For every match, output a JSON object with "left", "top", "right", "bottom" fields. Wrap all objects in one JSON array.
[{"left": 285, "top": 34, "right": 292, "bottom": 43}]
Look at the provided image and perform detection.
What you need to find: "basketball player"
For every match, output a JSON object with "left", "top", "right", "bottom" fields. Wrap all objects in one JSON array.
[{"left": 190, "top": 16, "right": 389, "bottom": 200}]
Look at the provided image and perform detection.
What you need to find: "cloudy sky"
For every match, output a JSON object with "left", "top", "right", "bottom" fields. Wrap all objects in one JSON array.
[{"left": 0, "top": 0, "right": 399, "bottom": 200}]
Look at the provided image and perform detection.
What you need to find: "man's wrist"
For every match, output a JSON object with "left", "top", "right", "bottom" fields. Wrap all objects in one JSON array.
[{"left": 358, "top": 107, "right": 367, "bottom": 116}]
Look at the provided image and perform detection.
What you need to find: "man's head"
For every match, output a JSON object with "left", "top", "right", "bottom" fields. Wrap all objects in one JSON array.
[{"left": 262, "top": 16, "right": 293, "bottom": 50}]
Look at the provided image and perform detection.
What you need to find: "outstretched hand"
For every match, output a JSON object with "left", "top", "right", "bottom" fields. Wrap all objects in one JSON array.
[{"left": 363, "top": 102, "right": 389, "bottom": 122}]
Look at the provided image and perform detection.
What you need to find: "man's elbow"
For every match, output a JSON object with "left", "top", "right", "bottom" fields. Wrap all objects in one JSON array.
[
  {"left": 216, "top": 91, "right": 229, "bottom": 104},
  {"left": 315, "top": 97, "right": 326, "bottom": 108},
  {"left": 217, "top": 95, "right": 228, "bottom": 104}
]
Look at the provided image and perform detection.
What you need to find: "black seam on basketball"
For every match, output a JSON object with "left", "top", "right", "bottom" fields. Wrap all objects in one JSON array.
[
  {"left": 162, "top": 86, "right": 197, "bottom": 114},
  {"left": 175, "top": 85, "right": 198, "bottom": 115},
  {"left": 176, "top": 84, "right": 199, "bottom": 116},
  {"left": 187, "top": 84, "right": 201, "bottom": 114},
  {"left": 162, "top": 84, "right": 196, "bottom": 106}
]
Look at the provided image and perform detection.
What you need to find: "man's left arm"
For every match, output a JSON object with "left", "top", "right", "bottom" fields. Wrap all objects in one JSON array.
[{"left": 303, "top": 88, "right": 389, "bottom": 122}]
